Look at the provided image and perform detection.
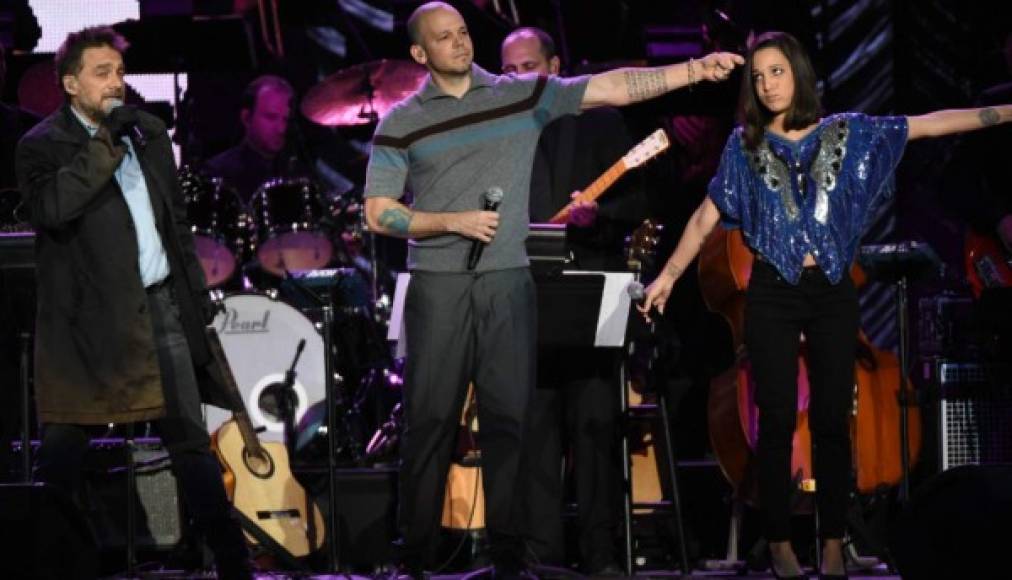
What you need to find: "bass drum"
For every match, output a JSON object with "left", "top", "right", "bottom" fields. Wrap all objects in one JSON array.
[{"left": 204, "top": 293, "right": 325, "bottom": 442}]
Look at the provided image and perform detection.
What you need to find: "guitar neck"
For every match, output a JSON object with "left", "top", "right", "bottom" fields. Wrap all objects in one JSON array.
[
  {"left": 205, "top": 326, "right": 267, "bottom": 456},
  {"left": 548, "top": 158, "right": 628, "bottom": 224}
]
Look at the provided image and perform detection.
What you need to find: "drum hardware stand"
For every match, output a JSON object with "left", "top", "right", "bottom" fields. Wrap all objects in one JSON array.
[
  {"left": 322, "top": 300, "right": 342, "bottom": 572},
  {"left": 19, "top": 332, "right": 33, "bottom": 482},
  {"left": 858, "top": 241, "right": 942, "bottom": 505},
  {"left": 125, "top": 422, "right": 139, "bottom": 576}
]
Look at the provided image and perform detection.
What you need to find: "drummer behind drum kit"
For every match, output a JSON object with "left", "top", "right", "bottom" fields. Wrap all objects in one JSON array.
[
  {"left": 191, "top": 58, "right": 429, "bottom": 464},
  {"left": 185, "top": 168, "right": 389, "bottom": 461}
]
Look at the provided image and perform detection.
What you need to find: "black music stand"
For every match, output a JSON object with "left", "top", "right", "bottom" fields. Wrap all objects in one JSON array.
[
  {"left": 532, "top": 266, "right": 690, "bottom": 576},
  {"left": 858, "top": 241, "right": 942, "bottom": 502}
]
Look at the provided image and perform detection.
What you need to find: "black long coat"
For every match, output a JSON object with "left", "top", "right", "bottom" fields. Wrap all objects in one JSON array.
[{"left": 16, "top": 104, "right": 229, "bottom": 424}]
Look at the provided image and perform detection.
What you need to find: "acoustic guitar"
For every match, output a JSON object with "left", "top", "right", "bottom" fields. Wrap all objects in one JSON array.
[{"left": 205, "top": 326, "right": 325, "bottom": 558}]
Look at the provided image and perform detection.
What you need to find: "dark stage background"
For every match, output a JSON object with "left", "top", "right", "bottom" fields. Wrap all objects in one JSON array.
[{"left": 1, "top": 0, "right": 1011, "bottom": 572}]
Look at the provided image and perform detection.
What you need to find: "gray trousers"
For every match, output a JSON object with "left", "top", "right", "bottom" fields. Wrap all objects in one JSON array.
[{"left": 398, "top": 268, "right": 537, "bottom": 568}]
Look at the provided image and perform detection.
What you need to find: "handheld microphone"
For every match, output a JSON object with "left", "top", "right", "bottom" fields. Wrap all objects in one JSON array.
[
  {"left": 466, "top": 186, "right": 504, "bottom": 271},
  {"left": 626, "top": 280, "right": 646, "bottom": 303},
  {"left": 105, "top": 98, "right": 146, "bottom": 150}
]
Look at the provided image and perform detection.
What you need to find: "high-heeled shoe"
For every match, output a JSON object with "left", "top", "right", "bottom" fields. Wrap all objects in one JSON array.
[
  {"left": 770, "top": 567, "right": 807, "bottom": 580},
  {"left": 768, "top": 553, "right": 807, "bottom": 580}
]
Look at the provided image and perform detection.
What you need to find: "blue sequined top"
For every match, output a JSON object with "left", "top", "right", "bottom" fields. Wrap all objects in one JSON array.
[{"left": 707, "top": 112, "right": 908, "bottom": 284}]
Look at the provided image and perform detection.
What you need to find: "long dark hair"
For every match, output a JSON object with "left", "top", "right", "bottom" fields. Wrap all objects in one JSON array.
[{"left": 739, "top": 31, "right": 822, "bottom": 150}]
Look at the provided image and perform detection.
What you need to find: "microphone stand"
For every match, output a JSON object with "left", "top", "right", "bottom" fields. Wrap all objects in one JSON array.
[
  {"left": 279, "top": 339, "right": 307, "bottom": 462},
  {"left": 281, "top": 271, "right": 342, "bottom": 572}
]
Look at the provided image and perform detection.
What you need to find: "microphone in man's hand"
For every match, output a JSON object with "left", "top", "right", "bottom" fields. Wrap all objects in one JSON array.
[
  {"left": 104, "top": 98, "right": 146, "bottom": 150},
  {"left": 466, "top": 186, "right": 504, "bottom": 270}
]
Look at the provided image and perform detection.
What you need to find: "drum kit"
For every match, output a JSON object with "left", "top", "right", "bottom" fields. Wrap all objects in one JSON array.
[{"left": 189, "top": 59, "right": 428, "bottom": 467}]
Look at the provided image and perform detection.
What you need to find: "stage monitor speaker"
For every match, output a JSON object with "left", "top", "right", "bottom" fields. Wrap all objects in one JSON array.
[
  {"left": 933, "top": 361, "right": 1012, "bottom": 471},
  {"left": 890, "top": 464, "right": 1012, "bottom": 579},
  {"left": 0, "top": 483, "right": 99, "bottom": 579},
  {"left": 81, "top": 438, "right": 183, "bottom": 551},
  {"left": 302, "top": 466, "right": 398, "bottom": 572}
]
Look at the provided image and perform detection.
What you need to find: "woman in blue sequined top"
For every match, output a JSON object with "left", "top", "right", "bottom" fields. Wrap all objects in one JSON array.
[{"left": 639, "top": 31, "right": 1012, "bottom": 580}]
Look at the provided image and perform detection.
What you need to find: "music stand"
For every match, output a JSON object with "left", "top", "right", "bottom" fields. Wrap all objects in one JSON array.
[{"left": 858, "top": 241, "right": 942, "bottom": 502}]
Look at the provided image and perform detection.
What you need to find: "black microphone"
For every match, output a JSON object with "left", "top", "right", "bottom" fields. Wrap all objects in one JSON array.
[
  {"left": 105, "top": 98, "right": 147, "bottom": 150},
  {"left": 466, "top": 186, "right": 504, "bottom": 270}
]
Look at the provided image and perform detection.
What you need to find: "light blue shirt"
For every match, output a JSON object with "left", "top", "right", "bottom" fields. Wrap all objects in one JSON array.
[{"left": 72, "top": 107, "right": 170, "bottom": 287}]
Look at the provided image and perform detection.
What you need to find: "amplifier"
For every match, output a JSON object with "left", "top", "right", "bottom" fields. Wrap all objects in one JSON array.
[
  {"left": 81, "top": 437, "right": 183, "bottom": 550},
  {"left": 933, "top": 362, "right": 1012, "bottom": 471}
]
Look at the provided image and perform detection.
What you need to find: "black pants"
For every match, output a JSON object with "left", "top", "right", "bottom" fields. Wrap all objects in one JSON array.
[
  {"left": 522, "top": 347, "right": 620, "bottom": 571},
  {"left": 34, "top": 282, "right": 249, "bottom": 578},
  {"left": 399, "top": 268, "right": 537, "bottom": 570},
  {"left": 744, "top": 261, "right": 858, "bottom": 541}
]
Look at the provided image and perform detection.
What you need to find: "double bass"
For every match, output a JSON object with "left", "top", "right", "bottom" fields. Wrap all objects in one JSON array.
[{"left": 699, "top": 225, "right": 921, "bottom": 502}]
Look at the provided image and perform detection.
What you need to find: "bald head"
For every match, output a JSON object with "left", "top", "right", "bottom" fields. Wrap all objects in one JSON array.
[
  {"left": 501, "top": 27, "right": 560, "bottom": 75},
  {"left": 407, "top": 1, "right": 460, "bottom": 45},
  {"left": 407, "top": 1, "right": 473, "bottom": 77}
]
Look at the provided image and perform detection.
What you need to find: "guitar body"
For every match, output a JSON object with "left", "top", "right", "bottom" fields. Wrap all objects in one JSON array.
[
  {"left": 212, "top": 419, "right": 325, "bottom": 557},
  {"left": 965, "top": 230, "right": 1012, "bottom": 298}
]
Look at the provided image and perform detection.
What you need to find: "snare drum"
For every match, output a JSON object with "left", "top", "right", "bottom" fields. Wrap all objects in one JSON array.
[
  {"left": 179, "top": 167, "right": 250, "bottom": 286},
  {"left": 251, "top": 178, "right": 333, "bottom": 276},
  {"left": 204, "top": 293, "right": 326, "bottom": 441}
]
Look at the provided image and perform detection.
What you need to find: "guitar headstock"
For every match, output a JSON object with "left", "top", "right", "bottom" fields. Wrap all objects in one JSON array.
[
  {"left": 625, "top": 218, "right": 664, "bottom": 273},
  {"left": 622, "top": 129, "right": 670, "bottom": 169}
]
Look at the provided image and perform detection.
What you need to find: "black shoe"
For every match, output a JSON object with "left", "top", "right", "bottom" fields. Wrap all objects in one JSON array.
[
  {"left": 462, "top": 564, "right": 536, "bottom": 580},
  {"left": 492, "top": 565, "right": 538, "bottom": 580},
  {"left": 587, "top": 562, "right": 624, "bottom": 577},
  {"left": 818, "top": 574, "right": 848, "bottom": 580},
  {"left": 378, "top": 564, "right": 426, "bottom": 580},
  {"left": 770, "top": 570, "right": 807, "bottom": 580}
]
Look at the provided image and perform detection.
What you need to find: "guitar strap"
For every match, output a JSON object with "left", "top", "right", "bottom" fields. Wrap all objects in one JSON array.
[{"left": 232, "top": 506, "right": 310, "bottom": 571}]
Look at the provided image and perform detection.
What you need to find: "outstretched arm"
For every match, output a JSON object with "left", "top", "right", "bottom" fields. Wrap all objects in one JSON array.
[
  {"left": 907, "top": 105, "right": 1012, "bottom": 140},
  {"left": 364, "top": 196, "right": 499, "bottom": 241},
  {"left": 638, "top": 197, "right": 722, "bottom": 321},
  {"left": 582, "top": 52, "right": 745, "bottom": 110}
]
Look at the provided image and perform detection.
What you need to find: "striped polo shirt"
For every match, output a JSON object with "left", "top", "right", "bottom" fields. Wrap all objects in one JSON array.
[{"left": 364, "top": 64, "right": 589, "bottom": 272}]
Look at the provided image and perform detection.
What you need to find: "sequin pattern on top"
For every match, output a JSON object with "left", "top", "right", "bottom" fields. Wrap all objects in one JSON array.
[{"left": 706, "top": 112, "right": 909, "bottom": 285}]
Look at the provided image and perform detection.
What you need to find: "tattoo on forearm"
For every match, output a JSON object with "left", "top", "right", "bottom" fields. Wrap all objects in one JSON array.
[
  {"left": 664, "top": 262, "right": 684, "bottom": 279},
  {"left": 979, "top": 107, "right": 1000, "bottom": 127},
  {"left": 378, "top": 207, "right": 413, "bottom": 234},
  {"left": 625, "top": 69, "right": 668, "bottom": 102}
]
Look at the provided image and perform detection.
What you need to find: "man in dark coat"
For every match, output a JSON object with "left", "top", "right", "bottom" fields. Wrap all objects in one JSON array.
[{"left": 15, "top": 26, "right": 251, "bottom": 579}]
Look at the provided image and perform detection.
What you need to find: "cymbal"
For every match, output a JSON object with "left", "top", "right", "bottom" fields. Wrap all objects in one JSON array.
[{"left": 301, "top": 59, "right": 428, "bottom": 127}]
